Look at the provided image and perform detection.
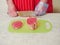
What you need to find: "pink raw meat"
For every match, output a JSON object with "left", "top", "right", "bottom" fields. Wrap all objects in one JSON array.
[
  {"left": 27, "top": 17, "right": 37, "bottom": 30},
  {"left": 12, "top": 21, "right": 23, "bottom": 29},
  {"left": 27, "top": 17, "right": 37, "bottom": 25}
]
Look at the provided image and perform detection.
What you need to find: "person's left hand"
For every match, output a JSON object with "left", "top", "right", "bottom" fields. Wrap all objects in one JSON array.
[{"left": 35, "top": 1, "right": 48, "bottom": 16}]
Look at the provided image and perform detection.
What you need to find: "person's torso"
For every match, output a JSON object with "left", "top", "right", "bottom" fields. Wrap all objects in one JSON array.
[
  {"left": 13, "top": 0, "right": 36, "bottom": 11},
  {"left": 13, "top": 0, "right": 53, "bottom": 13}
]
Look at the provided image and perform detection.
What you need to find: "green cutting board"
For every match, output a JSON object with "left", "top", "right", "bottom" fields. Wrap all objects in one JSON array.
[{"left": 8, "top": 19, "right": 52, "bottom": 33}]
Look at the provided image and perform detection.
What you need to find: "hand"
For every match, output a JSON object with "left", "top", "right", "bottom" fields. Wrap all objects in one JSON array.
[
  {"left": 7, "top": 7, "right": 18, "bottom": 17},
  {"left": 35, "top": 1, "right": 48, "bottom": 16},
  {"left": 7, "top": 0, "right": 18, "bottom": 17}
]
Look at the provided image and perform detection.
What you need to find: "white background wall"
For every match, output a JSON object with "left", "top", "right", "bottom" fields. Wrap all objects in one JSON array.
[{"left": 53, "top": 0, "right": 60, "bottom": 13}]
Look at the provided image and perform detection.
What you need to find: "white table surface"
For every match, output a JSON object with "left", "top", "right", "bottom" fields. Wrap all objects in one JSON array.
[
  {"left": 0, "top": 0, "right": 60, "bottom": 45},
  {"left": 0, "top": 13, "right": 60, "bottom": 45}
]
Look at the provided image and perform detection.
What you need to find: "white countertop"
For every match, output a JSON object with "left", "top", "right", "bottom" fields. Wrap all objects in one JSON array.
[
  {"left": 0, "top": 13, "right": 60, "bottom": 45},
  {"left": 0, "top": 0, "right": 60, "bottom": 45}
]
